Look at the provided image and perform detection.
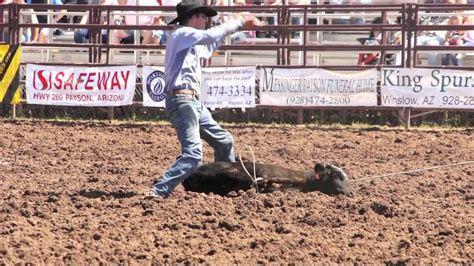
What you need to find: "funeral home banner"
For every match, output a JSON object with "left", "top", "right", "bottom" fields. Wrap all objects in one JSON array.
[{"left": 259, "top": 68, "right": 378, "bottom": 106}]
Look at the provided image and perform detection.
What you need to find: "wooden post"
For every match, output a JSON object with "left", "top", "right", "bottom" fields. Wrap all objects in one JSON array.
[
  {"left": 11, "top": 104, "right": 15, "bottom": 119},
  {"left": 39, "top": 106, "right": 45, "bottom": 118},
  {"left": 17, "top": 102, "right": 23, "bottom": 117},
  {"left": 297, "top": 109, "right": 304, "bottom": 124},
  {"left": 404, "top": 108, "right": 411, "bottom": 130},
  {"left": 107, "top": 107, "right": 114, "bottom": 120},
  {"left": 131, "top": 104, "right": 136, "bottom": 120}
]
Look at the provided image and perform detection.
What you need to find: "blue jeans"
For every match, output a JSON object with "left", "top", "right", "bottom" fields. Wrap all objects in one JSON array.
[
  {"left": 74, "top": 29, "right": 107, "bottom": 44},
  {"left": 74, "top": 29, "right": 89, "bottom": 43},
  {"left": 152, "top": 94, "right": 235, "bottom": 197},
  {"left": 152, "top": 30, "right": 168, "bottom": 45},
  {"left": 441, "top": 53, "right": 460, "bottom": 66}
]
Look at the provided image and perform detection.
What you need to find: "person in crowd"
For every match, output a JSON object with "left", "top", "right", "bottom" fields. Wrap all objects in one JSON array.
[
  {"left": 442, "top": 15, "right": 463, "bottom": 66},
  {"left": 357, "top": 17, "right": 401, "bottom": 65},
  {"left": 27, "top": 0, "right": 67, "bottom": 43},
  {"left": 149, "top": 16, "right": 167, "bottom": 45},
  {"left": 73, "top": 0, "right": 113, "bottom": 44},
  {"left": 208, "top": 0, "right": 230, "bottom": 27},
  {"left": 328, "top": 0, "right": 369, "bottom": 25},
  {"left": 416, "top": 0, "right": 456, "bottom": 65},
  {"left": 255, "top": 0, "right": 278, "bottom": 38},
  {"left": 271, "top": 0, "right": 309, "bottom": 38},
  {"left": 2, "top": 0, "right": 39, "bottom": 42},
  {"left": 150, "top": 0, "right": 180, "bottom": 45},
  {"left": 461, "top": 15, "right": 474, "bottom": 46},
  {"left": 147, "top": 0, "right": 261, "bottom": 199},
  {"left": 111, "top": 0, "right": 160, "bottom": 44},
  {"left": 251, "top": 0, "right": 297, "bottom": 39},
  {"left": 230, "top": 0, "right": 256, "bottom": 43}
]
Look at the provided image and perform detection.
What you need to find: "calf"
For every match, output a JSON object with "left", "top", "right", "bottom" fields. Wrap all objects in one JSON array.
[{"left": 182, "top": 161, "right": 352, "bottom": 196}]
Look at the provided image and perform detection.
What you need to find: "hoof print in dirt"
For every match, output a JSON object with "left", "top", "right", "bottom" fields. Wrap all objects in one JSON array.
[
  {"left": 183, "top": 161, "right": 351, "bottom": 196},
  {"left": 370, "top": 202, "right": 397, "bottom": 218}
]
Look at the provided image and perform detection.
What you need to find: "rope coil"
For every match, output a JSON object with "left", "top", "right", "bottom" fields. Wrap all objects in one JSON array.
[{"left": 238, "top": 144, "right": 263, "bottom": 193}]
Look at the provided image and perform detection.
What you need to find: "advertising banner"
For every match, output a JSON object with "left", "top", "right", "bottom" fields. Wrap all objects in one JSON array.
[
  {"left": 259, "top": 68, "right": 377, "bottom": 106},
  {"left": 381, "top": 68, "right": 474, "bottom": 109},
  {"left": 142, "top": 66, "right": 166, "bottom": 107},
  {"left": 26, "top": 64, "right": 136, "bottom": 106},
  {"left": 200, "top": 67, "right": 256, "bottom": 108}
]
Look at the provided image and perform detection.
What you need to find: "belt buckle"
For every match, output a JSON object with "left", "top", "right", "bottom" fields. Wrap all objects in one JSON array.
[
  {"left": 191, "top": 90, "right": 199, "bottom": 100},
  {"left": 183, "top": 89, "right": 198, "bottom": 99},
  {"left": 168, "top": 89, "right": 199, "bottom": 99}
]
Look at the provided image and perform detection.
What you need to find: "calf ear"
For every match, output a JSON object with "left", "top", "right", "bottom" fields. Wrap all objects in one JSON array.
[
  {"left": 314, "top": 163, "right": 327, "bottom": 173},
  {"left": 234, "top": 156, "right": 247, "bottom": 162}
]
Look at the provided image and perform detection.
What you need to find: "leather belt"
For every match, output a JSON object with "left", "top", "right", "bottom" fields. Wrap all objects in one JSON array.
[{"left": 167, "top": 89, "right": 198, "bottom": 97}]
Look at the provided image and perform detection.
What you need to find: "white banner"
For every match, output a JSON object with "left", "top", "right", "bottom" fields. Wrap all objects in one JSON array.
[
  {"left": 259, "top": 68, "right": 377, "bottom": 106},
  {"left": 381, "top": 68, "right": 474, "bottom": 109},
  {"left": 142, "top": 66, "right": 166, "bottom": 107},
  {"left": 26, "top": 64, "right": 136, "bottom": 106},
  {"left": 201, "top": 67, "right": 256, "bottom": 108}
]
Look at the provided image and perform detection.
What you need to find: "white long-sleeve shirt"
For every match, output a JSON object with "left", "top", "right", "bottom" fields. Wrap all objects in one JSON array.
[{"left": 164, "top": 18, "right": 244, "bottom": 93}]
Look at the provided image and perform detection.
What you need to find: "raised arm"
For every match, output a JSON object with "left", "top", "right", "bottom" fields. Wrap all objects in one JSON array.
[{"left": 176, "top": 17, "right": 245, "bottom": 48}]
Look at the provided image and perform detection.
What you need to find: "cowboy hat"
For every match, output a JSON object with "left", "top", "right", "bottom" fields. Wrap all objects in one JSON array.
[{"left": 168, "top": 0, "right": 217, "bottom": 25}]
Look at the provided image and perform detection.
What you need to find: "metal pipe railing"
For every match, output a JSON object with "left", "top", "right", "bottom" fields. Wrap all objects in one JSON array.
[{"left": 0, "top": 2, "right": 472, "bottom": 69}]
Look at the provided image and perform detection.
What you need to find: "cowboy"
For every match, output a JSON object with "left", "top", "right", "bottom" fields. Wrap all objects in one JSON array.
[{"left": 147, "top": 0, "right": 261, "bottom": 199}]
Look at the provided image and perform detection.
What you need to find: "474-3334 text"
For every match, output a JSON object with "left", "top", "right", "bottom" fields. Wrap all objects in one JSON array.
[{"left": 206, "top": 85, "right": 253, "bottom": 98}]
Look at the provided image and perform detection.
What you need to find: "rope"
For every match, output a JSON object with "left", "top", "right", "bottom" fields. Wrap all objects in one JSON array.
[
  {"left": 352, "top": 160, "right": 474, "bottom": 183},
  {"left": 238, "top": 144, "right": 263, "bottom": 193},
  {"left": 1, "top": 135, "right": 25, "bottom": 166}
]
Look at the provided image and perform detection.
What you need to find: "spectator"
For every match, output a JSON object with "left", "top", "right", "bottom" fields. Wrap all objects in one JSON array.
[
  {"left": 149, "top": 0, "right": 180, "bottom": 45},
  {"left": 273, "top": 0, "right": 309, "bottom": 38},
  {"left": 3, "top": 0, "right": 39, "bottom": 42},
  {"left": 329, "top": 0, "right": 369, "bottom": 25},
  {"left": 230, "top": 0, "right": 257, "bottom": 43},
  {"left": 150, "top": 17, "right": 167, "bottom": 45},
  {"left": 209, "top": 0, "right": 229, "bottom": 27},
  {"left": 357, "top": 17, "right": 401, "bottom": 65},
  {"left": 461, "top": 15, "right": 474, "bottom": 46},
  {"left": 160, "top": 0, "right": 181, "bottom": 24},
  {"left": 416, "top": 0, "right": 452, "bottom": 65},
  {"left": 111, "top": 0, "right": 160, "bottom": 44},
  {"left": 442, "top": 15, "right": 463, "bottom": 66},
  {"left": 28, "top": 0, "right": 67, "bottom": 43},
  {"left": 73, "top": 0, "right": 113, "bottom": 44},
  {"left": 258, "top": 0, "right": 278, "bottom": 38}
]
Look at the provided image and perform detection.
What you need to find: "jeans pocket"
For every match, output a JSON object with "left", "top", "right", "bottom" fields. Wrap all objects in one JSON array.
[{"left": 166, "top": 94, "right": 200, "bottom": 121}]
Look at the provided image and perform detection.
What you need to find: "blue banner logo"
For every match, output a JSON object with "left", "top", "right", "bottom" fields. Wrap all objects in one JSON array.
[{"left": 146, "top": 70, "right": 166, "bottom": 102}]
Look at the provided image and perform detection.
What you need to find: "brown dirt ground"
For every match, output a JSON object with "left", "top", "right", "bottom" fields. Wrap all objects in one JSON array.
[{"left": 0, "top": 120, "right": 473, "bottom": 264}]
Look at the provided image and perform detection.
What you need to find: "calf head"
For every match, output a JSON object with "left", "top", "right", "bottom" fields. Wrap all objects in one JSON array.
[{"left": 305, "top": 163, "right": 352, "bottom": 196}]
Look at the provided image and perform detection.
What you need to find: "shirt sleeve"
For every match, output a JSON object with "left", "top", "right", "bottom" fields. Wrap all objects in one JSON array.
[
  {"left": 175, "top": 18, "right": 244, "bottom": 52},
  {"left": 197, "top": 42, "right": 219, "bottom": 59}
]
